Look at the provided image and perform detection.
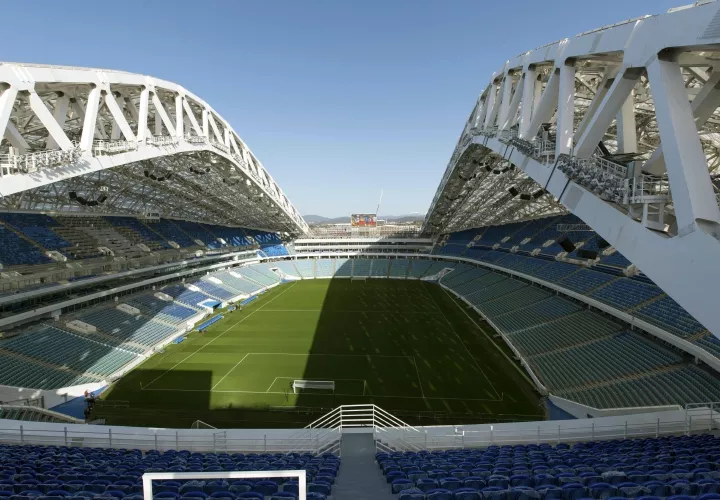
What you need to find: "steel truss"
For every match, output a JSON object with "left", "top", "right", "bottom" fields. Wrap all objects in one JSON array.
[
  {"left": 0, "top": 63, "right": 308, "bottom": 235},
  {"left": 424, "top": 1, "right": 720, "bottom": 336}
]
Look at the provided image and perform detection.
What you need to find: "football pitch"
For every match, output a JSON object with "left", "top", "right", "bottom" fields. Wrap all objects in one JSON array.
[{"left": 99, "top": 279, "right": 544, "bottom": 428}]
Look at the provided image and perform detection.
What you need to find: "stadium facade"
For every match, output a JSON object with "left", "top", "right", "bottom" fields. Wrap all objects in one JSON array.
[{"left": 2, "top": 3, "right": 720, "bottom": 499}]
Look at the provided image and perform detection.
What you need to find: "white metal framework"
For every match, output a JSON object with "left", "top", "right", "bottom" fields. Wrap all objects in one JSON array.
[
  {"left": 424, "top": 1, "right": 720, "bottom": 337},
  {"left": 0, "top": 63, "right": 308, "bottom": 235}
]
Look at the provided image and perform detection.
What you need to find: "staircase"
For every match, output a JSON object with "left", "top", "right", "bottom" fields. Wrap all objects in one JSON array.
[{"left": 293, "top": 405, "right": 419, "bottom": 500}]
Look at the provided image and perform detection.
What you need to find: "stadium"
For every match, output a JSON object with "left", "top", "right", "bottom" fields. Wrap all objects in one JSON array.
[{"left": 2, "top": 2, "right": 720, "bottom": 499}]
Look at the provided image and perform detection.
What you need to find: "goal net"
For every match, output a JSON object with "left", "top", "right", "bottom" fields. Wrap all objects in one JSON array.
[{"left": 293, "top": 380, "right": 335, "bottom": 394}]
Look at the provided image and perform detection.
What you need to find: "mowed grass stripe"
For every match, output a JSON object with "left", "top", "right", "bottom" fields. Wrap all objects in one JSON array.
[{"left": 100, "top": 279, "right": 543, "bottom": 428}]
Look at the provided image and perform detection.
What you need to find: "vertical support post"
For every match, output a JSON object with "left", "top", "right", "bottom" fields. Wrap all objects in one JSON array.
[
  {"left": 688, "top": 415, "right": 693, "bottom": 436},
  {"left": 202, "top": 109, "right": 209, "bottom": 138},
  {"left": 137, "top": 87, "right": 149, "bottom": 142},
  {"left": 64, "top": 426, "right": 68, "bottom": 446},
  {"left": 591, "top": 422, "right": 594, "bottom": 441},
  {"left": 175, "top": 95, "right": 184, "bottom": 139},
  {"left": 616, "top": 90, "right": 637, "bottom": 154},
  {"left": 518, "top": 67, "right": 536, "bottom": 137},
  {"left": 557, "top": 424, "right": 560, "bottom": 445},
  {"left": 537, "top": 426, "right": 540, "bottom": 445},
  {"left": 154, "top": 432, "right": 158, "bottom": 450},
  {"left": 646, "top": 56, "right": 720, "bottom": 230},
  {"left": 424, "top": 430, "right": 428, "bottom": 449},
  {"left": 497, "top": 72, "right": 514, "bottom": 129},
  {"left": 624, "top": 421, "right": 628, "bottom": 439},
  {"left": 176, "top": 431, "right": 179, "bottom": 451},
  {"left": 656, "top": 418, "right": 660, "bottom": 437},
  {"left": 108, "top": 428, "right": 112, "bottom": 448},
  {"left": 483, "top": 83, "right": 499, "bottom": 128},
  {"left": 490, "top": 425, "right": 494, "bottom": 445},
  {"left": 80, "top": 86, "right": 101, "bottom": 151},
  {"left": 264, "top": 434, "right": 267, "bottom": 453},
  {"left": 19, "top": 425, "right": 23, "bottom": 444},
  {"left": 711, "top": 403, "right": 715, "bottom": 431},
  {"left": 555, "top": 60, "right": 576, "bottom": 157},
  {"left": 213, "top": 433, "right": 216, "bottom": 453}
]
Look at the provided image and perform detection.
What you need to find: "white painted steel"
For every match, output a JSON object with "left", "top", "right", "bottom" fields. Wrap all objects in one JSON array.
[
  {"left": 0, "top": 63, "right": 307, "bottom": 235},
  {"left": 423, "top": 1, "right": 720, "bottom": 338},
  {"left": 142, "top": 471, "right": 306, "bottom": 500}
]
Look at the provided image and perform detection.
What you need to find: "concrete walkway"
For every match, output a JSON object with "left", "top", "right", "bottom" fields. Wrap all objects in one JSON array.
[{"left": 333, "top": 432, "right": 394, "bottom": 500}]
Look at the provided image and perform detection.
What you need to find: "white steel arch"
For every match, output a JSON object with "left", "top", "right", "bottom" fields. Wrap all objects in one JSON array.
[
  {"left": 424, "top": 1, "right": 720, "bottom": 337},
  {"left": 0, "top": 63, "right": 308, "bottom": 235}
]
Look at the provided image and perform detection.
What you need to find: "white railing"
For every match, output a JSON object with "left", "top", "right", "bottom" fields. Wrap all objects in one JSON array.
[
  {"left": 146, "top": 135, "right": 179, "bottom": 147},
  {"left": 0, "top": 424, "right": 324, "bottom": 454},
  {"left": 0, "top": 146, "right": 82, "bottom": 176},
  {"left": 210, "top": 140, "right": 230, "bottom": 154},
  {"left": 184, "top": 134, "right": 208, "bottom": 145},
  {"left": 142, "top": 471, "right": 307, "bottom": 500},
  {"left": 624, "top": 174, "right": 671, "bottom": 204},
  {"left": 300, "top": 404, "right": 422, "bottom": 454},
  {"left": 92, "top": 139, "right": 138, "bottom": 155}
]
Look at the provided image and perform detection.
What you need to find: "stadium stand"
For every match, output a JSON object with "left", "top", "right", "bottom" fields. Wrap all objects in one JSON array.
[
  {"left": 389, "top": 259, "right": 411, "bottom": 278},
  {"left": 292, "top": 260, "right": 316, "bottom": 279},
  {"left": 124, "top": 295, "right": 199, "bottom": 325},
  {"left": 0, "top": 225, "right": 52, "bottom": 266},
  {"left": 211, "top": 271, "right": 264, "bottom": 295},
  {"left": 0, "top": 351, "right": 97, "bottom": 389},
  {"left": 172, "top": 220, "right": 220, "bottom": 248},
  {"left": 0, "top": 213, "right": 72, "bottom": 254},
  {"left": 238, "top": 265, "right": 281, "bottom": 286},
  {"left": 0, "top": 325, "right": 137, "bottom": 378},
  {"left": 78, "top": 308, "right": 179, "bottom": 350},
  {"left": 145, "top": 219, "right": 197, "bottom": 248},
  {"left": 314, "top": 259, "right": 335, "bottom": 277},
  {"left": 351, "top": 259, "right": 372, "bottom": 277},
  {"left": 406, "top": 260, "right": 432, "bottom": 278},
  {"left": 193, "top": 280, "right": 239, "bottom": 301},
  {"left": 272, "top": 261, "right": 303, "bottom": 278},
  {"left": 370, "top": 259, "right": 390, "bottom": 277},
  {"left": 0, "top": 443, "right": 340, "bottom": 498},
  {"left": 333, "top": 258, "right": 353, "bottom": 277},
  {"left": 104, "top": 216, "right": 171, "bottom": 251},
  {"left": 161, "top": 285, "right": 217, "bottom": 309},
  {"left": 379, "top": 434, "right": 720, "bottom": 498},
  {"left": 262, "top": 244, "right": 289, "bottom": 256}
]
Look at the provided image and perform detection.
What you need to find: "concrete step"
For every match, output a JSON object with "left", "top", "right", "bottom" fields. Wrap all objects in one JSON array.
[{"left": 333, "top": 432, "right": 394, "bottom": 500}]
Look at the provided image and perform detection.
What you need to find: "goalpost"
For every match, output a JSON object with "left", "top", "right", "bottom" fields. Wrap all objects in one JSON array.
[{"left": 293, "top": 380, "right": 335, "bottom": 394}]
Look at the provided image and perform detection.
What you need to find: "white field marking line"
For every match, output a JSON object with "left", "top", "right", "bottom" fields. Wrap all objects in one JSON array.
[
  {"left": 138, "top": 386, "right": 502, "bottom": 401},
  {"left": 211, "top": 353, "right": 250, "bottom": 390},
  {"left": 142, "top": 282, "right": 298, "bottom": 389},
  {"left": 410, "top": 357, "right": 426, "bottom": 400},
  {"left": 441, "top": 285, "right": 533, "bottom": 387},
  {"left": 422, "top": 282, "right": 503, "bottom": 400}
]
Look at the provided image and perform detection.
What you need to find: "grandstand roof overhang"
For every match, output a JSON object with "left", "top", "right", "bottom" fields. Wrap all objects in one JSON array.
[
  {"left": 0, "top": 63, "right": 308, "bottom": 235},
  {"left": 423, "top": 2, "right": 720, "bottom": 236},
  {"left": 421, "top": 1, "right": 720, "bottom": 337}
]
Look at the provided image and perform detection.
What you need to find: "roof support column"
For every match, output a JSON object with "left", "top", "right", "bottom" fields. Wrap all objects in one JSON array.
[
  {"left": 556, "top": 60, "right": 576, "bottom": 157},
  {"left": 647, "top": 55, "right": 720, "bottom": 232}
]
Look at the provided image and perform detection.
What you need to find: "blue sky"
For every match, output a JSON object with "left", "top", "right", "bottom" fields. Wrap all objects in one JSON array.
[{"left": 4, "top": 0, "right": 680, "bottom": 217}]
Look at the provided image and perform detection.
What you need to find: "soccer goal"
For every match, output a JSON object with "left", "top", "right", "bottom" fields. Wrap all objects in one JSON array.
[
  {"left": 292, "top": 380, "right": 335, "bottom": 394},
  {"left": 350, "top": 276, "right": 367, "bottom": 282}
]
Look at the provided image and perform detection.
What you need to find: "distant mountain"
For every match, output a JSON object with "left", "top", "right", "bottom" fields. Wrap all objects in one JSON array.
[
  {"left": 302, "top": 215, "right": 332, "bottom": 224},
  {"left": 302, "top": 213, "right": 425, "bottom": 225}
]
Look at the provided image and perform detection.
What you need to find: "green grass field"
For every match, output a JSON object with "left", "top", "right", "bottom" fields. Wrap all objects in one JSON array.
[{"left": 99, "top": 279, "right": 544, "bottom": 428}]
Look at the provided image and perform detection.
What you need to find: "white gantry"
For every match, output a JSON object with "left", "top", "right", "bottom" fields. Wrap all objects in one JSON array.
[
  {"left": 0, "top": 63, "right": 308, "bottom": 235},
  {"left": 424, "top": 1, "right": 720, "bottom": 337}
]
